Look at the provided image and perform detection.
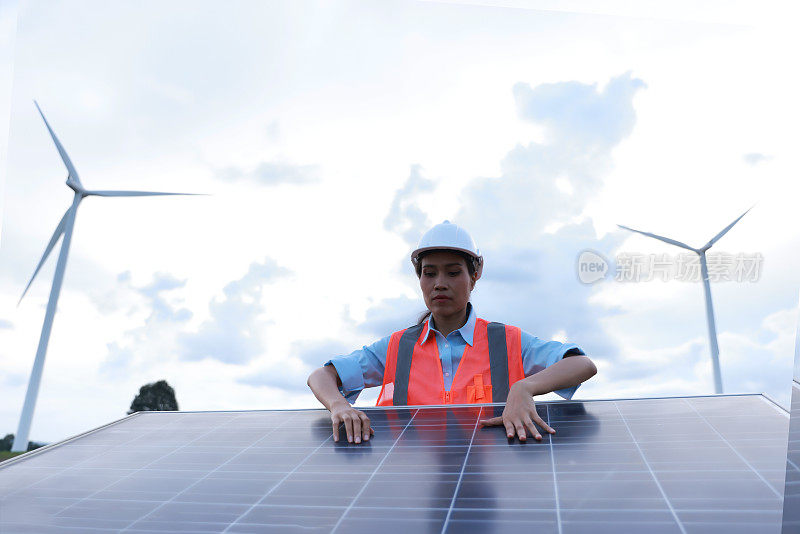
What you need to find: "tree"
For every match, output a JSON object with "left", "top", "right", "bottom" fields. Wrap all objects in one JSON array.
[
  {"left": 128, "top": 380, "right": 179, "bottom": 414},
  {"left": 1, "top": 433, "right": 43, "bottom": 452}
]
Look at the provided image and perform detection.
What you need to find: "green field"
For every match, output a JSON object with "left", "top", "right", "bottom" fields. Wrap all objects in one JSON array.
[{"left": 0, "top": 451, "right": 24, "bottom": 462}]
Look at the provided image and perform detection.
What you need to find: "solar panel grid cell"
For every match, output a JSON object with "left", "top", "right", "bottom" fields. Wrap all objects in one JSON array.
[{"left": 0, "top": 395, "right": 788, "bottom": 533}]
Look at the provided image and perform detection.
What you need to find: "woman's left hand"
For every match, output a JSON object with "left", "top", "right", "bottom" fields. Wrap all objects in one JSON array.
[{"left": 479, "top": 382, "right": 555, "bottom": 441}]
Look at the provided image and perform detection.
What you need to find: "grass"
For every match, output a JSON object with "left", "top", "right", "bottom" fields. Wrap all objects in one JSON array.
[{"left": 0, "top": 451, "right": 25, "bottom": 462}]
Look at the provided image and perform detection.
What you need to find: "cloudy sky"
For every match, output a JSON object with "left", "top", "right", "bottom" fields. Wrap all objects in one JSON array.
[{"left": 1, "top": 0, "right": 798, "bottom": 443}]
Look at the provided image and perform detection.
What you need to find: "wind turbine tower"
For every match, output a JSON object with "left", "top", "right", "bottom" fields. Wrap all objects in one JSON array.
[
  {"left": 618, "top": 207, "right": 752, "bottom": 395},
  {"left": 12, "top": 102, "right": 197, "bottom": 452}
]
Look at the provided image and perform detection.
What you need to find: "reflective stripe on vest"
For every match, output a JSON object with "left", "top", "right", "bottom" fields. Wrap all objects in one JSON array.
[
  {"left": 392, "top": 323, "right": 425, "bottom": 406},
  {"left": 376, "top": 318, "right": 524, "bottom": 406},
  {"left": 486, "top": 321, "right": 511, "bottom": 403}
]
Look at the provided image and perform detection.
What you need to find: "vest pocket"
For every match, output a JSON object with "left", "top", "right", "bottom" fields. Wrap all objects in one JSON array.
[
  {"left": 466, "top": 384, "right": 493, "bottom": 403},
  {"left": 467, "top": 374, "right": 492, "bottom": 403}
]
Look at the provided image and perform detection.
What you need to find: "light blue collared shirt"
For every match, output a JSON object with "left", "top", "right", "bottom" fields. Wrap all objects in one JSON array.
[{"left": 325, "top": 302, "right": 585, "bottom": 403}]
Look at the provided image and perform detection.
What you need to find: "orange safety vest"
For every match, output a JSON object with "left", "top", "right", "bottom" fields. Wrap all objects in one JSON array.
[{"left": 376, "top": 317, "right": 524, "bottom": 406}]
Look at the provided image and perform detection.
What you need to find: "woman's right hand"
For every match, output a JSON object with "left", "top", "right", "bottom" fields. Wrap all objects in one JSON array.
[{"left": 330, "top": 399, "right": 373, "bottom": 444}]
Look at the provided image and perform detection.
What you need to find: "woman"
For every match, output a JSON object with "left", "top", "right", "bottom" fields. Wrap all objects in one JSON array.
[{"left": 307, "top": 220, "right": 597, "bottom": 444}]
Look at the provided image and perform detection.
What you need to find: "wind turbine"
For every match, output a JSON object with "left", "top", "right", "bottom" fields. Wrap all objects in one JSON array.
[
  {"left": 618, "top": 207, "right": 753, "bottom": 395},
  {"left": 11, "top": 101, "right": 198, "bottom": 452}
]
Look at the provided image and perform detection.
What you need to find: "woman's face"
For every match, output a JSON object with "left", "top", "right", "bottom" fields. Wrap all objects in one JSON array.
[{"left": 419, "top": 251, "right": 476, "bottom": 317}]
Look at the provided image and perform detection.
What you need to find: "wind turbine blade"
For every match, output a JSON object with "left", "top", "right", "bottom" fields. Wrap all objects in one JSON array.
[
  {"left": 18, "top": 208, "right": 69, "bottom": 305},
  {"left": 85, "top": 190, "right": 203, "bottom": 197},
  {"left": 700, "top": 206, "right": 754, "bottom": 251},
  {"left": 33, "top": 101, "right": 81, "bottom": 187},
  {"left": 617, "top": 224, "right": 696, "bottom": 251}
]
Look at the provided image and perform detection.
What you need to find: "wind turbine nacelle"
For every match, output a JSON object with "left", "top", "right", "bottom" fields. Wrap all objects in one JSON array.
[{"left": 66, "top": 179, "right": 85, "bottom": 195}]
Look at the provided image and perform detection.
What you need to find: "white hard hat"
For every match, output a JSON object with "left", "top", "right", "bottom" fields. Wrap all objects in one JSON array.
[{"left": 411, "top": 220, "right": 483, "bottom": 279}]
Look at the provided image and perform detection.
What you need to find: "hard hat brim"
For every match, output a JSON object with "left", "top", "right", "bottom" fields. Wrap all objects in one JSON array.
[{"left": 410, "top": 246, "right": 483, "bottom": 265}]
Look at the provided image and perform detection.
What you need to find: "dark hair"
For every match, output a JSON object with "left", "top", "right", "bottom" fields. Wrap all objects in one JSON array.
[
  {"left": 415, "top": 249, "right": 477, "bottom": 325},
  {"left": 417, "top": 310, "right": 433, "bottom": 325}
]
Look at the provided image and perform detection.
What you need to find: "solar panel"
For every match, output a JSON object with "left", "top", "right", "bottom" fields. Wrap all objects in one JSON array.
[
  {"left": 783, "top": 382, "right": 800, "bottom": 533},
  {"left": 0, "top": 394, "right": 788, "bottom": 533}
]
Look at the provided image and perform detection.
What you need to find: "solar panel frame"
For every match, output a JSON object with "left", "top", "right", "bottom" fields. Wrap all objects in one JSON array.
[
  {"left": 783, "top": 381, "right": 800, "bottom": 533},
  {"left": 0, "top": 393, "right": 789, "bottom": 534}
]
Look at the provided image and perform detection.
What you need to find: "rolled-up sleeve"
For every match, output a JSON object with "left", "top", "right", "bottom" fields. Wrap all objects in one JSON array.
[
  {"left": 324, "top": 336, "right": 390, "bottom": 404},
  {"left": 520, "top": 331, "right": 585, "bottom": 400}
]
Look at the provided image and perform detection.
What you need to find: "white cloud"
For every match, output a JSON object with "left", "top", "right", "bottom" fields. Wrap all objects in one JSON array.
[
  {"left": 178, "top": 258, "right": 290, "bottom": 364},
  {"left": 99, "top": 260, "right": 290, "bottom": 377},
  {"left": 238, "top": 338, "right": 352, "bottom": 392},
  {"left": 288, "top": 338, "right": 354, "bottom": 368},
  {"left": 513, "top": 71, "right": 645, "bottom": 152},
  {"left": 460, "top": 73, "right": 646, "bottom": 246},
  {"left": 580, "top": 306, "right": 797, "bottom": 405},
  {"left": 98, "top": 271, "right": 192, "bottom": 377},
  {"left": 137, "top": 272, "right": 193, "bottom": 323},
  {"left": 383, "top": 164, "right": 436, "bottom": 247},
  {"left": 217, "top": 161, "right": 320, "bottom": 186},
  {"left": 237, "top": 362, "right": 311, "bottom": 393},
  {"left": 743, "top": 152, "right": 770, "bottom": 166},
  {"left": 353, "top": 295, "right": 429, "bottom": 339}
]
